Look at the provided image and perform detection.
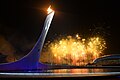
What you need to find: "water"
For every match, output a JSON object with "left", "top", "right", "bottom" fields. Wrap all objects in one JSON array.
[
  {"left": 48, "top": 68, "right": 120, "bottom": 73},
  {"left": 0, "top": 68, "right": 120, "bottom": 78}
]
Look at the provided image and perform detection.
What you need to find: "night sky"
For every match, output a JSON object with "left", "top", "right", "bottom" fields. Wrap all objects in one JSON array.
[{"left": 0, "top": 0, "right": 120, "bottom": 57}]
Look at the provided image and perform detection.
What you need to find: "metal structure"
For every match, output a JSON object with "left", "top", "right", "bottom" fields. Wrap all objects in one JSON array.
[
  {"left": 0, "top": 10, "right": 55, "bottom": 71},
  {"left": 93, "top": 54, "right": 120, "bottom": 64}
]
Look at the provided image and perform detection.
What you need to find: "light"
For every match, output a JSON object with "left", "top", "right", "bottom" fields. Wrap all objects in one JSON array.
[
  {"left": 41, "top": 34, "right": 107, "bottom": 66},
  {"left": 76, "top": 34, "right": 80, "bottom": 39},
  {"left": 76, "top": 34, "right": 79, "bottom": 38},
  {"left": 47, "top": 5, "right": 53, "bottom": 14}
]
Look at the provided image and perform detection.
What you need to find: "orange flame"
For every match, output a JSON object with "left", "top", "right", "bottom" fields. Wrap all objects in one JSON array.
[{"left": 47, "top": 5, "right": 53, "bottom": 14}]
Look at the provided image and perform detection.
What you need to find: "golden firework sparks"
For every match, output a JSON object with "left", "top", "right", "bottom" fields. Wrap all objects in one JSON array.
[{"left": 41, "top": 34, "right": 107, "bottom": 66}]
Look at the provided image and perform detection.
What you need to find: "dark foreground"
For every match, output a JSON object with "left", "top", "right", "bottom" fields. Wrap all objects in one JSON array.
[{"left": 0, "top": 67, "right": 120, "bottom": 79}]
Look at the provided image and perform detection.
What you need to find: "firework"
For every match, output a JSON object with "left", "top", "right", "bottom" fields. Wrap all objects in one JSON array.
[{"left": 41, "top": 34, "right": 106, "bottom": 66}]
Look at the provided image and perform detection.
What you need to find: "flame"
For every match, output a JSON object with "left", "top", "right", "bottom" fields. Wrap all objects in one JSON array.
[{"left": 47, "top": 5, "right": 53, "bottom": 14}]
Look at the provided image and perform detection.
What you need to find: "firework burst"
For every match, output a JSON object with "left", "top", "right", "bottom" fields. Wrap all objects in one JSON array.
[{"left": 41, "top": 34, "right": 106, "bottom": 66}]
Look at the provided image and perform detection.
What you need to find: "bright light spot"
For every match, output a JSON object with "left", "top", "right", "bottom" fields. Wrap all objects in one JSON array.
[
  {"left": 76, "top": 34, "right": 80, "bottom": 39},
  {"left": 47, "top": 5, "right": 53, "bottom": 14},
  {"left": 76, "top": 34, "right": 79, "bottom": 38}
]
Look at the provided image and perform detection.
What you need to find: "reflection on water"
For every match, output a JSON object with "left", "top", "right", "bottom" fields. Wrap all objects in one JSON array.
[
  {"left": 47, "top": 68, "right": 120, "bottom": 73},
  {"left": 50, "top": 69, "right": 104, "bottom": 73},
  {"left": 0, "top": 68, "right": 120, "bottom": 74}
]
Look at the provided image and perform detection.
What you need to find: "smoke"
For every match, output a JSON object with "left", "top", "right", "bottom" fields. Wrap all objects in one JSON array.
[
  {"left": 0, "top": 35, "right": 15, "bottom": 55},
  {"left": 0, "top": 24, "right": 36, "bottom": 62},
  {"left": 0, "top": 35, "right": 15, "bottom": 62}
]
